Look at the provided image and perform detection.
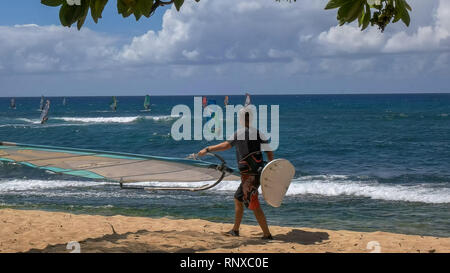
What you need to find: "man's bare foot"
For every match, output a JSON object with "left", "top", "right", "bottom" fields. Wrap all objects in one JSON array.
[{"left": 224, "top": 230, "right": 240, "bottom": 237}]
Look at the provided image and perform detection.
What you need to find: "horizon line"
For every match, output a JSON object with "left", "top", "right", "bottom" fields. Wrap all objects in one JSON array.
[{"left": 2, "top": 91, "right": 450, "bottom": 98}]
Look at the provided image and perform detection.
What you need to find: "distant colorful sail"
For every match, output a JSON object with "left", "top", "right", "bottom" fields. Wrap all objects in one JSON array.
[
  {"left": 224, "top": 96, "right": 229, "bottom": 106},
  {"left": 202, "top": 96, "right": 207, "bottom": 109},
  {"left": 10, "top": 98, "right": 16, "bottom": 109},
  {"left": 144, "top": 95, "right": 151, "bottom": 110},
  {"left": 40, "top": 100, "right": 50, "bottom": 124},
  {"left": 244, "top": 93, "right": 251, "bottom": 106},
  {"left": 110, "top": 96, "right": 117, "bottom": 111}
]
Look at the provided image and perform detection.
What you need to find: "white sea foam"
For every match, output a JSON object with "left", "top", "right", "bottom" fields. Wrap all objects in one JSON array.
[
  {"left": 52, "top": 115, "right": 177, "bottom": 124},
  {"left": 122, "top": 175, "right": 450, "bottom": 204},
  {"left": 16, "top": 118, "right": 41, "bottom": 124},
  {"left": 283, "top": 175, "right": 450, "bottom": 204},
  {"left": 1, "top": 175, "right": 449, "bottom": 204},
  {"left": 54, "top": 117, "right": 140, "bottom": 123},
  {"left": 0, "top": 179, "right": 108, "bottom": 192}
]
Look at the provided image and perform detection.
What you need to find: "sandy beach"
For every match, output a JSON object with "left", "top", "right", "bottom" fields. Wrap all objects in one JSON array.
[{"left": 0, "top": 209, "right": 448, "bottom": 253}]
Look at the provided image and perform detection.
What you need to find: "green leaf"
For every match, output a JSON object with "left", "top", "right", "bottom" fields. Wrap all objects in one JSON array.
[
  {"left": 337, "top": 0, "right": 364, "bottom": 24},
  {"left": 90, "top": 0, "right": 108, "bottom": 23},
  {"left": 325, "top": 0, "right": 350, "bottom": 10},
  {"left": 59, "top": 0, "right": 89, "bottom": 28},
  {"left": 174, "top": 0, "right": 184, "bottom": 11},
  {"left": 393, "top": 0, "right": 401, "bottom": 23},
  {"left": 337, "top": 1, "right": 353, "bottom": 22},
  {"left": 41, "top": 0, "right": 63, "bottom": 7},
  {"left": 404, "top": 1, "right": 412, "bottom": 11},
  {"left": 77, "top": 0, "right": 91, "bottom": 30},
  {"left": 134, "top": 10, "right": 142, "bottom": 21},
  {"left": 401, "top": 8, "right": 410, "bottom": 26},
  {"left": 361, "top": 3, "right": 371, "bottom": 30},
  {"left": 117, "top": 0, "right": 132, "bottom": 18},
  {"left": 136, "top": 0, "right": 153, "bottom": 18},
  {"left": 396, "top": 0, "right": 410, "bottom": 26},
  {"left": 346, "top": 0, "right": 365, "bottom": 22}
]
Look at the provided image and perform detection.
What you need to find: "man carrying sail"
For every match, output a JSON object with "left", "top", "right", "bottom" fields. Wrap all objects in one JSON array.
[{"left": 197, "top": 107, "right": 274, "bottom": 240}]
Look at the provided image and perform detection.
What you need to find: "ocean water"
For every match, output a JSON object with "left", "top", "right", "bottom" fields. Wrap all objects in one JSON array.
[{"left": 0, "top": 94, "right": 449, "bottom": 237}]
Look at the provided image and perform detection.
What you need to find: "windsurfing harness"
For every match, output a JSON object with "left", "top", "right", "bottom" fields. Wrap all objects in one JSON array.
[{"left": 238, "top": 151, "right": 264, "bottom": 175}]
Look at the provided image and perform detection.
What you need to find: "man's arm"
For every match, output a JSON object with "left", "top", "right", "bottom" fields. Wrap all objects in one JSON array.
[{"left": 197, "top": 141, "right": 232, "bottom": 157}]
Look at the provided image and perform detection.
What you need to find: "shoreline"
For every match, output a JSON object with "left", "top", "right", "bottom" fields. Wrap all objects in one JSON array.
[{"left": 0, "top": 209, "right": 448, "bottom": 253}]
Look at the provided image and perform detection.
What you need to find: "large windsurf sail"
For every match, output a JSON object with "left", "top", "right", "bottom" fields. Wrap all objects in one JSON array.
[
  {"left": 40, "top": 100, "right": 50, "bottom": 124},
  {"left": 10, "top": 98, "right": 16, "bottom": 109},
  {"left": 244, "top": 93, "right": 251, "bottom": 106},
  {"left": 144, "top": 95, "right": 151, "bottom": 110},
  {"left": 0, "top": 142, "right": 239, "bottom": 191},
  {"left": 110, "top": 96, "right": 117, "bottom": 111},
  {"left": 40, "top": 96, "right": 45, "bottom": 111}
]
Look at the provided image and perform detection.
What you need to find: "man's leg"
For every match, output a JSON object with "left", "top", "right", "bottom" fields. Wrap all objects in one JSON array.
[
  {"left": 232, "top": 198, "right": 244, "bottom": 231},
  {"left": 253, "top": 206, "right": 271, "bottom": 237}
]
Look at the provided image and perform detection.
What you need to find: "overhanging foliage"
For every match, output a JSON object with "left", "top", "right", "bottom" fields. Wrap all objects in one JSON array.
[{"left": 41, "top": 0, "right": 412, "bottom": 32}]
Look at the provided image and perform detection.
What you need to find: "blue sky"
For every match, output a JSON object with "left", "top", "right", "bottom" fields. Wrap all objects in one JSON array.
[
  {"left": 0, "top": 1, "right": 167, "bottom": 35},
  {"left": 0, "top": 0, "right": 449, "bottom": 97}
]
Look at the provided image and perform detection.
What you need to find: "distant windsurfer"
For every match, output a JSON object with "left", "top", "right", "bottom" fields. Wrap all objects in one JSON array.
[
  {"left": 40, "top": 100, "right": 50, "bottom": 124},
  {"left": 110, "top": 96, "right": 117, "bottom": 112},
  {"left": 144, "top": 95, "right": 151, "bottom": 111},
  {"left": 197, "top": 107, "right": 274, "bottom": 240},
  {"left": 244, "top": 93, "right": 251, "bottom": 107},
  {"left": 202, "top": 96, "right": 207, "bottom": 109}
]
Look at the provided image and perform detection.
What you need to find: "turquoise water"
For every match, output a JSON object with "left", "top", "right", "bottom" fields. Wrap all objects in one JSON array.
[{"left": 0, "top": 94, "right": 449, "bottom": 237}]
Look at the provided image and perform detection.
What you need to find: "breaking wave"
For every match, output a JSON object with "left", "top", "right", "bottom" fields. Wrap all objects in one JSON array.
[{"left": 1, "top": 174, "right": 449, "bottom": 204}]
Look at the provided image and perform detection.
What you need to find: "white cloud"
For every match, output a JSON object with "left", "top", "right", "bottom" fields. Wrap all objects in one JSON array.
[
  {"left": 384, "top": 0, "right": 450, "bottom": 53},
  {"left": 0, "top": 0, "right": 449, "bottom": 95},
  {"left": 236, "top": 2, "right": 262, "bottom": 13},
  {"left": 0, "top": 24, "right": 117, "bottom": 74},
  {"left": 117, "top": 0, "right": 332, "bottom": 65},
  {"left": 317, "top": 25, "right": 385, "bottom": 54}
]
